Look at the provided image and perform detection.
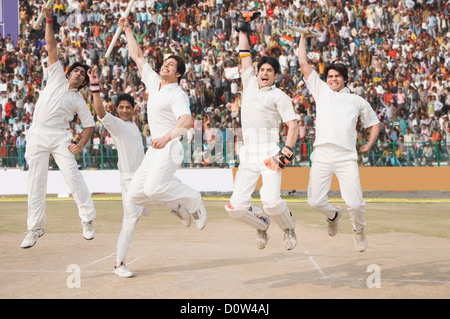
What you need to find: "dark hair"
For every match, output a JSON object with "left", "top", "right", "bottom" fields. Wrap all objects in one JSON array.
[
  {"left": 256, "top": 56, "right": 281, "bottom": 75},
  {"left": 166, "top": 55, "right": 186, "bottom": 83},
  {"left": 116, "top": 93, "right": 135, "bottom": 108},
  {"left": 66, "top": 62, "right": 90, "bottom": 90},
  {"left": 323, "top": 63, "right": 349, "bottom": 85}
]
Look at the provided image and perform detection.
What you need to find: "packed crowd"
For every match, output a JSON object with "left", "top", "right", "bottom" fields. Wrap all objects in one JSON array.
[{"left": 1, "top": 0, "right": 450, "bottom": 169}]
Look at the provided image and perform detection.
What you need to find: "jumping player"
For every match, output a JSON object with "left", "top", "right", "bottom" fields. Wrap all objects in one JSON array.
[
  {"left": 119, "top": 17, "right": 207, "bottom": 232},
  {"left": 298, "top": 29, "right": 380, "bottom": 252},
  {"left": 21, "top": 7, "right": 96, "bottom": 248},
  {"left": 225, "top": 12, "right": 299, "bottom": 250},
  {"left": 88, "top": 65, "right": 148, "bottom": 277}
]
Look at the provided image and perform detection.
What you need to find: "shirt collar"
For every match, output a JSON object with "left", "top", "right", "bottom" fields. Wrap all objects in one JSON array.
[{"left": 339, "top": 87, "right": 351, "bottom": 93}]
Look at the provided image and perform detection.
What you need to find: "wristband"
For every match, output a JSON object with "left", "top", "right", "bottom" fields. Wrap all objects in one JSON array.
[
  {"left": 46, "top": 18, "right": 53, "bottom": 24},
  {"left": 90, "top": 84, "right": 100, "bottom": 93},
  {"left": 239, "top": 49, "right": 251, "bottom": 53},
  {"left": 240, "top": 53, "right": 251, "bottom": 58}
]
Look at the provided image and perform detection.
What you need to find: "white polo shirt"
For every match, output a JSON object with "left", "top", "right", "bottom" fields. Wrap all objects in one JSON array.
[
  {"left": 241, "top": 67, "right": 299, "bottom": 150},
  {"left": 100, "top": 112, "right": 145, "bottom": 178},
  {"left": 32, "top": 61, "right": 95, "bottom": 130},
  {"left": 141, "top": 63, "right": 191, "bottom": 139},
  {"left": 305, "top": 70, "right": 379, "bottom": 152}
]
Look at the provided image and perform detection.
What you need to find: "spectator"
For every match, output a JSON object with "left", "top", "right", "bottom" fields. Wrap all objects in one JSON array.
[{"left": 0, "top": 0, "right": 448, "bottom": 169}]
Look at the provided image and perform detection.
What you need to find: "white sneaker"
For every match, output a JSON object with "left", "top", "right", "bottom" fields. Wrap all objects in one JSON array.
[
  {"left": 284, "top": 228, "right": 297, "bottom": 251},
  {"left": 354, "top": 228, "right": 368, "bottom": 252},
  {"left": 256, "top": 216, "right": 270, "bottom": 249},
  {"left": 171, "top": 204, "right": 191, "bottom": 227},
  {"left": 81, "top": 221, "right": 95, "bottom": 240},
  {"left": 114, "top": 263, "right": 134, "bottom": 278},
  {"left": 191, "top": 199, "right": 207, "bottom": 230},
  {"left": 20, "top": 229, "right": 45, "bottom": 249},
  {"left": 327, "top": 207, "right": 343, "bottom": 236}
]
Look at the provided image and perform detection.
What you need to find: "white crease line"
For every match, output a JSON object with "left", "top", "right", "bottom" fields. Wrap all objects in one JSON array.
[
  {"left": 305, "top": 250, "right": 327, "bottom": 278},
  {"left": 84, "top": 252, "right": 116, "bottom": 267},
  {"left": 125, "top": 256, "right": 141, "bottom": 266}
]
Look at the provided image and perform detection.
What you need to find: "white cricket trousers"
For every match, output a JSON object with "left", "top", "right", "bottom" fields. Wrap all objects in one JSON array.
[
  {"left": 24, "top": 125, "right": 96, "bottom": 231},
  {"left": 116, "top": 173, "right": 148, "bottom": 265},
  {"left": 307, "top": 143, "right": 366, "bottom": 231},
  {"left": 230, "top": 149, "right": 296, "bottom": 231},
  {"left": 127, "top": 139, "right": 202, "bottom": 215}
]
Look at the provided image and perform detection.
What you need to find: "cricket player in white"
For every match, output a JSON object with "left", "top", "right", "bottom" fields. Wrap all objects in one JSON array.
[
  {"left": 21, "top": 8, "right": 96, "bottom": 248},
  {"left": 298, "top": 30, "right": 380, "bottom": 252},
  {"left": 119, "top": 17, "right": 207, "bottom": 230},
  {"left": 89, "top": 64, "right": 147, "bottom": 277},
  {"left": 225, "top": 12, "right": 299, "bottom": 250}
]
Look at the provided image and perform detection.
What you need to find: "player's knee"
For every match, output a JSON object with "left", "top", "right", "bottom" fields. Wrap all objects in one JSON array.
[
  {"left": 307, "top": 198, "right": 327, "bottom": 211},
  {"left": 262, "top": 200, "right": 287, "bottom": 216},
  {"left": 346, "top": 201, "right": 365, "bottom": 213}
]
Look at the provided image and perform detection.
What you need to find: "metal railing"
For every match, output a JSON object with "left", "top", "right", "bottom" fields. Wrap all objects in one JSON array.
[{"left": 1, "top": 141, "right": 449, "bottom": 170}]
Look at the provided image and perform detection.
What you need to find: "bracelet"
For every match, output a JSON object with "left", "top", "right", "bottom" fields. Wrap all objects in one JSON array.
[
  {"left": 239, "top": 53, "right": 251, "bottom": 58},
  {"left": 46, "top": 18, "right": 53, "bottom": 24},
  {"left": 91, "top": 84, "right": 100, "bottom": 93},
  {"left": 239, "top": 49, "right": 251, "bottom": 53}
]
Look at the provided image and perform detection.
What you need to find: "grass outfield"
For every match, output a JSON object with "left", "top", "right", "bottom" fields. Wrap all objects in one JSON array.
[{"left": 1, "top": 197, "right": 449, "bottom": 239}]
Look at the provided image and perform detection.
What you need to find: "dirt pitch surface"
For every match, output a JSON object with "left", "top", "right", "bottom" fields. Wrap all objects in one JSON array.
[{"left": 0, "top": 196, "right": 449, "bottom": 303}]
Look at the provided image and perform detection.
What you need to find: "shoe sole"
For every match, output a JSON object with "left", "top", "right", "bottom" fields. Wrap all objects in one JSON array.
[{"left": 114, "top": 270, "right": 134, "bottom": 278}]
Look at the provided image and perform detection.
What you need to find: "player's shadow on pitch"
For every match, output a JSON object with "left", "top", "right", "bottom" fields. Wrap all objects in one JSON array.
[{"left": 244, "top": 259, "right": 450, "bottom": 289}]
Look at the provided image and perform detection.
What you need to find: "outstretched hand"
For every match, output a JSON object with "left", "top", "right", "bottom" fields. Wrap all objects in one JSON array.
[{"left": 87, "top": 65, "right": 103, "bottom": 85}]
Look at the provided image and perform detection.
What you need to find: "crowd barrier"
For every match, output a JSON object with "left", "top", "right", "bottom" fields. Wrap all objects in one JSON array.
[{"left": 1, "top": 140, "right": 449, "bottom": 170}]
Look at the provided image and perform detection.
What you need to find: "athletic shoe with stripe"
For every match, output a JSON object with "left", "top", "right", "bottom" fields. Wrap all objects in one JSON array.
[
  {"left": 20, "top": 228, "right": 45, "bottom": 249},
  {"left": 327, "top": 207, "right": 343, "bottom": 236},
  {"left": 256, "top": 216, "right": 270, "bottom": 249},
  {"left": 171, "top": 204, "right": 191, "bottom": 227}
]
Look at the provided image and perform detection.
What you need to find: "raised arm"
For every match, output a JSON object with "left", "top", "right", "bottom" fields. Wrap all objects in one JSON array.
[
  {"left": 120, "top": 17, "right": 146, "bottom": 75},
  {"left": 297, "top": 33, "right": 314, "bottom": 81},
  {"left": 236, "top": 11, "right": 261, "bottom": 74},
  {"left": 44, "top": 8, "right": 58, "bottom": 66},
  {"left": 239, "top": 30, "right": 253, "bottom": 74},
  {"left": 88, "top": 65, "right": 106, "bottom": 119}
]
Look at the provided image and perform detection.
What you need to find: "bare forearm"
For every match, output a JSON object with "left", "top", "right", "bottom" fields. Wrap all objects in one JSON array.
[
  {"left": 93, "top": 92, "right": 106, "bottom": 119},
  {"left": 150, "top": 114, "right": 193, "bottom": 149},
  {"left": 79, "top": 127, "right": 94, "bottom": 148},
  {"left": 45, "top": 14, "right": 58, "bottom": 65},
  {"left": 239, "top": 31, "right": 253, "bottom": 72},
  {"left": 366, "top": 123, "right": 381, "bottom": 148},
  {"left": 168, "top": 114, "right": 193, "bottom": 140},
  {"left": 285, "top": 120, "right": 299, "bottom": 148},
  {"left": 298, "top": 35, "right": 313, "bottom": 79}
]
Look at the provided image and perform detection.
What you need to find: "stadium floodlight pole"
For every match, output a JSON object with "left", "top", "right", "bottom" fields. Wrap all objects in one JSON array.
[
  {"left": 33, "top": 0, "right": 55, "bottom": 30},
  {"left": 105, "top": 0, "right": 136, "bottom": 59},
  {"left": 289, "top": 26, "right": 321, "bottom": 37}
]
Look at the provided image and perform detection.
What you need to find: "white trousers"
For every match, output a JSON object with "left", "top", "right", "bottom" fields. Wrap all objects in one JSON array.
[
  {"left": 230, "top": 152, "right": 295, "bottom": 230},
  {"left": 24, "top": 125, "right": 96, "bottom": 231},
  {"left": 116, "top": 174, "right": 148, "bottom": 265},
  {"left": 127, "top": 139, "right": 202, "bottom": 215},
  {"left": 307, "top": 143, "right": 366, "bottom": 231}
]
